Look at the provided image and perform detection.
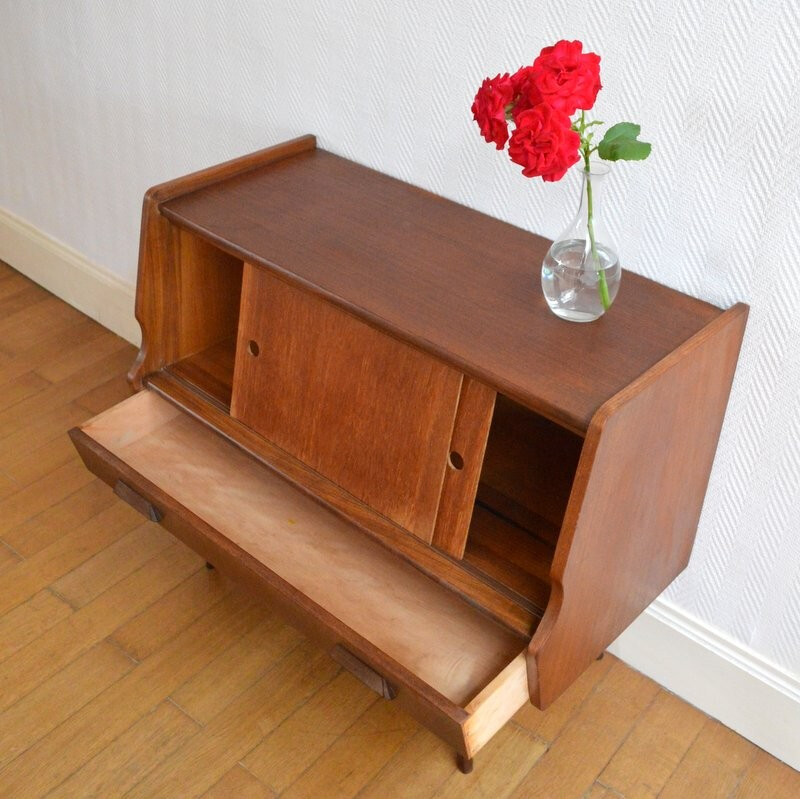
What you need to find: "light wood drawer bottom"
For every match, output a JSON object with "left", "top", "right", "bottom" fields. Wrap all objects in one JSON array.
[{"left": 70, "top": 389, "right": 530, "bottom": 758}]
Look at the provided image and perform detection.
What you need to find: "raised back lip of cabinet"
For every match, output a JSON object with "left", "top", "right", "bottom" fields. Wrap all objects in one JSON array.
[{"left": 76, "top": 134, "right": 749, "bottom": 766}]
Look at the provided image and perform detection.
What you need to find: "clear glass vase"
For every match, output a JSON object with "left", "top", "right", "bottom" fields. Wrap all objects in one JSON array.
[{"left": 541, "top": 163, "right": 620, "bottom": 322}]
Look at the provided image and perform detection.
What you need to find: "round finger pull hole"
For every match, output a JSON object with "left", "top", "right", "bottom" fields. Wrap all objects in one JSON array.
[
  {"left": 247, "top": 340, "right": 260, "bottom": 357},
  {"left": 449, "top": 451, "right": 464, "bottom": 470}
]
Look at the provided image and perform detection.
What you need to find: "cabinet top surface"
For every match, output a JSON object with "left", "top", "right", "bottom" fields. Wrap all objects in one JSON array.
[{"left": 160, "top": 146, "right": 722, "bottom": 432}]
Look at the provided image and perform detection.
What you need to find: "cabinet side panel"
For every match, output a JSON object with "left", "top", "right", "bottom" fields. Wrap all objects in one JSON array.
[
  {"left": 529, "top": 304, "right": 748, "bottom": 708},
  {"left": 127, "top": 220, "right": 242, "bottom": 393},
  {"left": 231, "top": 264, "right": 463, "bottom": 541},
  {"left": 127, "top": 194, "right": 179, "bottom": 387}
]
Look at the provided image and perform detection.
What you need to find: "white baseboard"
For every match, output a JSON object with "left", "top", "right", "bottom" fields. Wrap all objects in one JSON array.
[
  {"left": 0, "top": 206, "right": 140, "bottom": 345},
  {"left": 2, "top": 208, "right": 799, "bottom": 772},
  {"left": 610, "top": 598, "right": 800, "bottom": 770}
]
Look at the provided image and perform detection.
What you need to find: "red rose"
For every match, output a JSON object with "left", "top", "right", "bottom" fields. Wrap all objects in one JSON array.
[
  {"left": 508, "top": 103, "right": 580, "bottom": 182},
  {"left": 471, "top": 73, "right": 514, "bottom": 150},
  {"left": 509, "top": 66, "right": 543, "bottom": 120},
  {"left": 529, "top": 39, "right": 601, "bottom": 115}
]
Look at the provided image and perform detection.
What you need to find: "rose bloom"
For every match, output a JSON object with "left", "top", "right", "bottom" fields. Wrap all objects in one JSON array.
[
  {"left": 508, "top": 103, "right": 580, "bottom": 182},
  {"left": 471, "top": 73, "right": 514, "bottom": 149},
  {"left": 529, "top": 39, "right": 601, "bottom": 115},
  {"left": 509, "top": 66, "right": 543, "bottom": 120}
]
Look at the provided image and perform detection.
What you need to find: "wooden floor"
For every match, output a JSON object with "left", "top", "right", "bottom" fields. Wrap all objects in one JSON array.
[{"left": 0, "top": 261, "right": 798, "bottom": 799}]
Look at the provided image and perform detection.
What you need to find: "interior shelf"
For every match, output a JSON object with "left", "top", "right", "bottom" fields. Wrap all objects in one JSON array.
[
  {"left": 451, "top": 393, "right": 582, "bottom": 613},
  {"left": 463, "top": 505, "right": 554, "bottom": 614},
  {"left": 478, "top": 394, "right": 584, "bottom": 544},
  {"left": 168, "top": 338, "right": 236, "bottom": 410}
]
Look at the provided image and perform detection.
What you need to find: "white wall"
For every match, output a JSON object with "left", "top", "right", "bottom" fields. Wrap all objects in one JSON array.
[{"left": 2, "top": 0, "right": 799, "bottom": 764}]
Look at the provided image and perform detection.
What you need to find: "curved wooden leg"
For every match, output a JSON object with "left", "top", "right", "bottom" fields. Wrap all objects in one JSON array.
[{"left": 456, "top": 754, "right": 474, "bottom": 774}]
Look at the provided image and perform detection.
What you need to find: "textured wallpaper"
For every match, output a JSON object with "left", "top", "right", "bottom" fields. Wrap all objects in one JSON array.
[{"left": 1, "top": 1, "right": 798, "bottom": 674}]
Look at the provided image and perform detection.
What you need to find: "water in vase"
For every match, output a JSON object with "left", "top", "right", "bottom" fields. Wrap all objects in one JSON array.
[{"left": 541, "top": 238, "right": 621, "bottom": 322}]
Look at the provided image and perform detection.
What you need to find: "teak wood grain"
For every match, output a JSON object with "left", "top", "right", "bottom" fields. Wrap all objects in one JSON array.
[
  {"left": 66, "top": 137, "right": 749, "bottom": 768},
  {"left": 464, "top": 506, "right": 553, "bottom": 614},
  {"left": 174, "top": 230, "right": 243, "bottom": 359},
  {"left": 528, "top": 303, "right": 748, "bottom": 708},
  {"left": 167, "top": 338, "right": 236, "bottom": 409},
  {"left": 479, "top": 395, "right": 584, "bottom": 539},
  {"left": 431, "top": 377, "right": 496, "bottom": 559},
  {"left": 231, "top": 264, "right": 463, "bottom": 541},
  {"left": 145, "top": 370, "right": 539, "bottom": 637},
  {"left": 5, "top": 261, "right": 789, "bottom": 795},
  {"left": 159, "top": 145, "right": 721, "bottom": 433},
  {"left": 69, "top": 390, "right": 530, "bottom": 757},
  {"left": 128, "top": 134, "right": 316, "bottom": 389}
]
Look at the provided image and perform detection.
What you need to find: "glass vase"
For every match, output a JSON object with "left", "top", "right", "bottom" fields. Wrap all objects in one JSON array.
[{"left": 541, "top": 163, "right": 620, "bottom": 322}]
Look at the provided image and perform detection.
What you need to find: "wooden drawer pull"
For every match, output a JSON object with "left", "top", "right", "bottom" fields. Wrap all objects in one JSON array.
[
  {"left": 113, "top": 479, "right": 163, "bottom": 522},
  {"left": 331, "top": 645, "right": 397, "bottom": 700}
]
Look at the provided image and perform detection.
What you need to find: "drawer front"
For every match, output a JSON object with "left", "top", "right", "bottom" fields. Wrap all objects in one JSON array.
[{"left": 230, "top": 264, "right": 464, "bottom": 541}]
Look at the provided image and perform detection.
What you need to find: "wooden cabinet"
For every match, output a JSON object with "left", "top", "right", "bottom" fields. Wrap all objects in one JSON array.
[{"left": 70, "top": 135, "right": 747, "bottom": 770}]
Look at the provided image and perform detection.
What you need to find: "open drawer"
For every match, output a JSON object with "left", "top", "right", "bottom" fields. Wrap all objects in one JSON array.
[{"left": 69, "top": 389, "right": 531, "bottom": 759}]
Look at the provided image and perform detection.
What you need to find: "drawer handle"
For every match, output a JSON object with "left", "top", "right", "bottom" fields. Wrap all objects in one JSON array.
[
  {"left": 331, "top": 645, "right": 397, "bottom": 700},
  {"left": 113, "top": 480, "right": 163, "bottom": 522}
]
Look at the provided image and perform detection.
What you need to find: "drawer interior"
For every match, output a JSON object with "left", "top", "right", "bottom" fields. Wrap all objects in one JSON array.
[{"left": 75, "top": 389, "right": 529, "bottom": 709}]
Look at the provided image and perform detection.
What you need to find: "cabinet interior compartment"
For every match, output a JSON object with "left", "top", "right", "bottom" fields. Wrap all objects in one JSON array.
[
  {"left": 463, "top": 395, "right": 584, "bottom": 614},
  {"left": 164, "top": 229, "right": 243, "bottom": 409}
]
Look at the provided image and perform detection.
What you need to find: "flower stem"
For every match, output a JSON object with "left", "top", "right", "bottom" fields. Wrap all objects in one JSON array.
[{"left": 582, "top": 137, "right": 611, "bottom": 311}]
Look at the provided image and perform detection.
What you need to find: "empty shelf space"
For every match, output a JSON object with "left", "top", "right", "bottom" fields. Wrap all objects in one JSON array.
[
  {"left": 78, "top": 390, "right": 528, "bottom": 706},
  {"left": 464, "top": 505, "right": 554, "bottom": 614},
  {"left": 479, "top": 394, "right": 584, "bottom": 545},
  {"left": 168, "top": 338, "right": 236, "bottom": 409}
]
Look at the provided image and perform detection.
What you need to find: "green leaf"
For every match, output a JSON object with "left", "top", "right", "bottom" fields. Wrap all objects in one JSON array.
[
  {"left": 598, "top": 122, "right": 652, "bottom": 161},
  {"left": 602, "top": 121, "right": 640, "bottom": 141}
]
